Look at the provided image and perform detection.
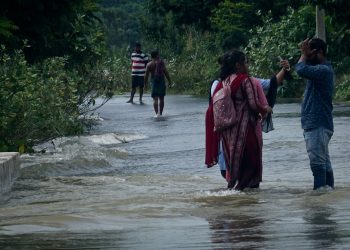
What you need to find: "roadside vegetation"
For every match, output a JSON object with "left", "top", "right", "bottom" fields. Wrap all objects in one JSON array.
[{"left": 1, "top": 0, "right": 349, "bottom": 151}]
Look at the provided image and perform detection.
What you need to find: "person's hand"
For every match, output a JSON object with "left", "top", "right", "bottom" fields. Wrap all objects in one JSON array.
[
  {"left": 265, "top": 106, "right": 272, "bottom": 113},
  {"left": 298, "top": 38, "right": 316, "bottom": 57},
  {"left": 280, "top": 59, "right": 290, "bottom": 72}
]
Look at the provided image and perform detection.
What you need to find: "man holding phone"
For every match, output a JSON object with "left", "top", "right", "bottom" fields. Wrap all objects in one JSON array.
[{"left": 295, "top": 38, "right": 335, "bottom": 190}]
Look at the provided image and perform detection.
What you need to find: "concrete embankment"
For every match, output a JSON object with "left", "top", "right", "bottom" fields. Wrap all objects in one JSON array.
[{"left": 0, "top": 152, "right": 20, "bottom": 194}]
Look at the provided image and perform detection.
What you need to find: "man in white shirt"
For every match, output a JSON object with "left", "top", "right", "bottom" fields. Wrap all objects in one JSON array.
[{"left": 127, "top": 42, "right": 148, "bottom": 104}]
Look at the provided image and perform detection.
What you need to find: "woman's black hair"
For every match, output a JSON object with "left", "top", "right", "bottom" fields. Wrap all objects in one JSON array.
[{"left": 219, "top": 50, "right": 246, "bottom": 81}]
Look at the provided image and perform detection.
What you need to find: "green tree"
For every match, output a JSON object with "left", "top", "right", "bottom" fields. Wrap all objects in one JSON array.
[
  {"left": 0, "top": 17, "right": 17, "bottom": 39},
  {"left": 304, "top": 0, "right": 350, "bottom": 72},
  {"left": 210, "top": 1, "right": 254, "bottom": 49},
  {"left": 146, "top": 0, "right": 220, "bottom": 30},
  {"left": 0, "top": 0, "right": 101, "bottom": 63},
  {"left": 0, "top": 0, "right": 119, "bottom": 151},
  {"left": 100, "top": 0, "right": 146, "bottom": 49},
  {"left": 246, "top": 6, "right": 315, "bottom": 97},
  {"left": 0, "top": 47, "right": 82, "bottom": 151}
]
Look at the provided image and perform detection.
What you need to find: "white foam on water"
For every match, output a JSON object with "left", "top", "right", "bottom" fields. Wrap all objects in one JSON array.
[
  {"left": 87, "top": 133, "right": 147, "bottom": 145},
  {"left": 56, "top": 175, "right": 127, "bottom": 186},
  {"left": 87, "top": 133, "right": 125, "bottom": 145},
  {"left": 78, "top": 113, "right": 104, "bottom": 121},
  {"left": 0, "top": 224, "right": 61, "bottom": 235},
  {"left": 21, "top": 132, "right": 147, "bottom": 171},
  {"left": 196, "top": 189, "right": 243, "bottom": 198},
  {"left": 30, "top": 132, "right": 147, "bottom": 154}
]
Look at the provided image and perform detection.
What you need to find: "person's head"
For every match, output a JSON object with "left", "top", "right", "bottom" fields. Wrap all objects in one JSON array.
[
  {"left": 307, "top": 38, "right": 327, "bottom": 65},
  {"left": 219, "top": 50, "right": 248, "bottom": 80},
  {"left": 135, "top": 42, "right": 141, "bottom": 52},
  {"left": 151, "top": 50, "right": 159, "bottom": 60}
]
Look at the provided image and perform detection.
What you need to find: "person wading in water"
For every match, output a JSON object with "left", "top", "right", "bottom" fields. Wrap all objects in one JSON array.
[
  {"left": 144, "top": 50, "right": 172, "bottom": 118},
  {"left": 295, "top": 38, "right": 335, "bottom": 190},
  {"left": 205, "top": 50, "right": 272, "bottom": 190},
  {"left": 127, "top": 42, "right": 148, "bottom": 104}
]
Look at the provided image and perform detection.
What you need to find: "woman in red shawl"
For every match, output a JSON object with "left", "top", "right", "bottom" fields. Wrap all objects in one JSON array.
[{"left": 205, "top": 50, "right": 272, "bottom": 190}]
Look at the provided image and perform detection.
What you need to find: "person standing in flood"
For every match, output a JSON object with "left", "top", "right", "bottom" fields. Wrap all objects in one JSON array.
[
  {"left": 295, "top": 38, "right": 335, "bottom": 190},
  {"left": 205, "top": 50, "right": 272, "bottom": 190},
  {"left": 208, "top": 57, "right": 291, "bottom": 180},
  {"left": 144, "top": 50, "right": 172, "bottom": 117},
  {"left": 127, "top": 42, "right": 148, "bottom": 104}
]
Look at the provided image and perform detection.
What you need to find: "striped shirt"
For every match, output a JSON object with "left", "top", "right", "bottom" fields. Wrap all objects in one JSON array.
[{"left": 131, "top": 52, "right": 148, "bottom": 76}]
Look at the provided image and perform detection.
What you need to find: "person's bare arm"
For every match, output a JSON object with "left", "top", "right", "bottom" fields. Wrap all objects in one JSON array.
[
  {"left": 164, "top": 66, "right": 172, "bottom": 87},
  {"left": 276, "top": 59, "right": 290, "bottom": 84},
  {"left": 144, "top": 63, "right": 150, "bottom": 90}
]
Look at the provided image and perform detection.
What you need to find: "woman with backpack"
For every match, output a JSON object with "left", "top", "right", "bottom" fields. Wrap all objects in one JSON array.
[
  {"left": 208, "top": 56, "right": 291, "bottom": 182},
  {"left": 205, "top": 50, "right": 272, "bottom": 190}
]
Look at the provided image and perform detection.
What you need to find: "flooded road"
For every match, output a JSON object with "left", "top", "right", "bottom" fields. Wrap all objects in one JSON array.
[{"left": 1, "top": 95, "right": 350, "bottom": 249}]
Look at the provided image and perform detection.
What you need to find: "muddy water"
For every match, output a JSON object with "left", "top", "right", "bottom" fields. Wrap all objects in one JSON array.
[{"left": 1, "top": 95, "right": 350, "bottom": 249}]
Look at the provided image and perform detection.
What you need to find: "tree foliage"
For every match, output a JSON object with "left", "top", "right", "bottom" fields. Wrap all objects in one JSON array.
[
  {"left": 2, "top": 0, "right": 350, "bottom": 152},
  {"left": 302, "top": 0, "right": 350, "bottom": 66},
  {"left": 246, "top": 6, "right": 315, "bottom": 97},
  {"left": 146, "top": 0, "right": 220, "bottom": 30},
  {"left": 0, "top": 47, "right": 82, "bottom": 151},
  {"left": 210, "top": 1, "right": 254, "bottom": 49},
  {"left": 0, "top": 18, "right": 17, "bottom": 39},
  {"left": 0, "top": 0, "right": 101, "bottom": 63},
  {"left": 0, "top": 0, "right": 118, "bottom": 151},
  {"left": 100, "top": 0, "right": 145, "bottom": 49}
]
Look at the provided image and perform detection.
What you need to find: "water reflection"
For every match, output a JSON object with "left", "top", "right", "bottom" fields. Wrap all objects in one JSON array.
[
  {"left": 1, "top": 98, "right": 350, "bottom": 249},
  {"left": 304, "top": 205, "right": 339, "bottom": 249},
  {"left": 209, "top": 213, "right": 265, "bottom": 249},
  {"left": 0, "top": 232, "right": 127, "bottom": 249},
  {"left": 199, "top": 194, "right": 266, "bottom": 249}
]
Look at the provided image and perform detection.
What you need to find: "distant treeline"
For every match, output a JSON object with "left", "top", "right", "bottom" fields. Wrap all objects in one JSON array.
[{"left": 1, "top": 0, "right": 350, "bottom": 151}]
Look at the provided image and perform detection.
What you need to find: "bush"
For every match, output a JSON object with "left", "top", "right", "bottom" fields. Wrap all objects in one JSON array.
[
  {"left": 0, "top": 46, "right": 85, "bottom": 151},
  {"left": 0, "top": 45, "right": 122, "bottom": 152},
  {"left": 101, "top": 48, "right": 131, "bottom": 94},
  {"left": 335, "top": 74, "right": 350, "bottom": 101}
]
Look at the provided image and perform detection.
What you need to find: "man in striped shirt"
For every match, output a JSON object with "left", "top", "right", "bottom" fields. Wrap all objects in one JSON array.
[{"left": 127, "top": 42, "right": 148, "bottom": 104}]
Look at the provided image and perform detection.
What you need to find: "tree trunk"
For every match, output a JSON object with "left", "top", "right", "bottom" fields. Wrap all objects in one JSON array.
[{"left": 316, "top": 5, "right": 326, "bottom": 42}]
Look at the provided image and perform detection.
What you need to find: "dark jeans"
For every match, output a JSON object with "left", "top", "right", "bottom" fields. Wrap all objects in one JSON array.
[{"left": 303, "top": 127, "right": 334, "bottom": 189}]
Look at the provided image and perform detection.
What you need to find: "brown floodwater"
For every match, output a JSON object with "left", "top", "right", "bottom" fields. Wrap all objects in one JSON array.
[{"left": 1, "top": 95, "right": 350, "bottom": 249}]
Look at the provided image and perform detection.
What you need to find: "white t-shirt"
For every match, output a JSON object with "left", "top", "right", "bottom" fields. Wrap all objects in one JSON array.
[{"left": 210, "top": 80, "right": 220, "bottom": 97}]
